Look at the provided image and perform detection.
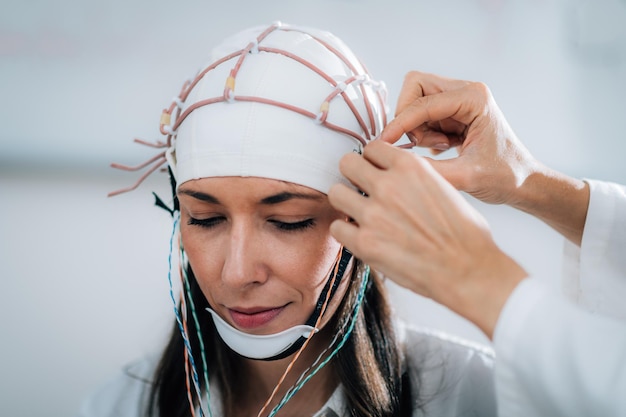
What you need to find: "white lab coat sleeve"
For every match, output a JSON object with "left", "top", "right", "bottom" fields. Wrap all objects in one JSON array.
[
  {"left": 494, "top": 278, "right": 626, "bottom": 417},
  {"left": 493, "top": 179, "right": 626, "bottom": 417},
  {"left": 562, "top": 179, "right": 626, "bottom": 320}
]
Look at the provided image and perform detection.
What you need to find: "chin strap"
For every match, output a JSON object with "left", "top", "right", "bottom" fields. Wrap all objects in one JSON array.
[
  {"left": 258, "top": 246, "right": 353, "bottom": 361},
  {"left": 305, "top": 246, "right": 353, "bottom": 327},
  {"left": 205, "top": 246, "right": 352, "bottom": 361}
]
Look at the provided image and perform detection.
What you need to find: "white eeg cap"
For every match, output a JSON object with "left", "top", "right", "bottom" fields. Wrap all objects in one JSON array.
[{"left": 166, "top": 22, "right": 388, "bottom": 194}]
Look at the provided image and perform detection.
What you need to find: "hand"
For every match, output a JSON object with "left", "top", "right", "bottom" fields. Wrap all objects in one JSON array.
[
  {"left": 328, "top": 141, "right": 527, "bottom": 338},
  {"left": 380, "top": 71, "right": 589, "bottom": 245},
  {"left": 381, "top": 71, "right": 538, "bottom": 207}
]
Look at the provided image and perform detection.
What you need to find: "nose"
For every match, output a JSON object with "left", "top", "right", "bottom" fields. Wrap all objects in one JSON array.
[{"left": 221, "top": 220, "right": 268, "bottom": 288}]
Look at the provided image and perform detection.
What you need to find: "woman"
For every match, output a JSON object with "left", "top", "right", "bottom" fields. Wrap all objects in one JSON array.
[{"left": 81, "top": 22, "right": 496, "bottom": 416}]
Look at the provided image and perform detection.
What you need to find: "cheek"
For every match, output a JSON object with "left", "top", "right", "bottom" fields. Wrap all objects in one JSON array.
[
  {"left": 180, "top": 227, "right": 221, "bottom": 296},
  {"left": 181, "top": 227, "right": 203, "bottom": 268},
  {"left": 290, "top": 234, "right": 343, "bottom": 293}
]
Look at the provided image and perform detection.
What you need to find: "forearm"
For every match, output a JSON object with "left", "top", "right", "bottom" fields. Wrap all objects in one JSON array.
[
  {"left": 510, "top": 164, "right": 590, "bottom": 246},
  {"left": 430, "top": 241, "right": 528, "bottom": 340}
]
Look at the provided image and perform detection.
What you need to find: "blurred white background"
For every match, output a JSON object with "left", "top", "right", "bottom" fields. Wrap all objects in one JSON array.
[{"left": 1, "top": 0, "right": 625, "bottom": 415}]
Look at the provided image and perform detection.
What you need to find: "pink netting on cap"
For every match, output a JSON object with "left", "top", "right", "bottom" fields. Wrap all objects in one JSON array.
[{"left": 109, "top": 22, "right": 411, "bottom": 197}]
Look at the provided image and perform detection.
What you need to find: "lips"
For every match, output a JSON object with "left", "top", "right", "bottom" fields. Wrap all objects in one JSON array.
[{"left": 228, "top": 305, "right": 286, "bottom": 330}]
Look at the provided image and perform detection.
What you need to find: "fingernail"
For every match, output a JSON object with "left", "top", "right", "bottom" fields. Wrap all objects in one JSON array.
[{"left": 433, "top": 143, "right": 450, "bottom": 151}]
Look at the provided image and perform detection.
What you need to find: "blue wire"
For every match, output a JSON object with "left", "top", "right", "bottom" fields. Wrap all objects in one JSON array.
[
  {"left": 180, "top": 247, "right": 213, "bottom": 417},
  {"left": 167, "top": 213, "right": 205, "bottom": 417}
]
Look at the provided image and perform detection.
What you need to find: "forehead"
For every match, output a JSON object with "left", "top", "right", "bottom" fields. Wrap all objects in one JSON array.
[{"left": 178, "top": 176, "right": 327, "bottom": 202}]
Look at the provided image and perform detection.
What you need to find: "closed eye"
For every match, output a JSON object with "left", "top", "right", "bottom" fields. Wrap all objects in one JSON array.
[
  {"left": 187, "top": 216, "right": 225, "bottom": 229},
  {"left": 269, "top": 219, "right": 315, "bottom": 232}
]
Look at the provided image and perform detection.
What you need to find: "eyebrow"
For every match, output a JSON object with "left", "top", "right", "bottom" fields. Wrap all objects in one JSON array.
[
  {"left": 177, "top": 189, "right": 323, "bottom": 205},
  {"left": 178, "top": 189, "right": 220, "bottom": 204},
  {"left": 260, "top": 192, "right": 323, "bottom": 205}
]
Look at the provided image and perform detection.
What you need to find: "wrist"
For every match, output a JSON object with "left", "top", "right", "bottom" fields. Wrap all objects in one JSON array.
[
  {"left": 508, "top": 164, "right": 589, "bottom": 245},
  {"left": 431, "top": 242, "right": 528, "bottom": 339}
]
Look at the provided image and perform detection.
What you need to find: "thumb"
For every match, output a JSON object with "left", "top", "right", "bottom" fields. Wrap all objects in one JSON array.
[{"left": 426, "top": 157, "right": 469, "bottom": 192}]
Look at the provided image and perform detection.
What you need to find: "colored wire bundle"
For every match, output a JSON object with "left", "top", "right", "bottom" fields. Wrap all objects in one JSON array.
[
  {"left": 267, "top": 266, "right": 370, "bottom": 417},
  {"left": 179, "top": 238, "right": 213, "bottom": 417},
  {"left": 168, "top": 213, "right": 212, "bottom": 417},
  {"left": 255, "top": 248, "right": 347, "bottom": 417}
]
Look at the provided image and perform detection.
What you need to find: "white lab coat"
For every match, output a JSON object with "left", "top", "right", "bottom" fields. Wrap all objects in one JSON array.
[{"left": 494, "top": 179, "right": 626, "bottom": 417}]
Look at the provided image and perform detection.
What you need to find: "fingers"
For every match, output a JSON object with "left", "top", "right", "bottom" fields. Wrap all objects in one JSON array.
[
  {"left": 361, "top": 140, "right": 405, "bottom": 170},
  {"left": 328, "top": 183, "right": 366, "bottom": 224},
  {"left": 405, "top": 117, "right": 467, "bottom": 150},
  {"left": 426, "top": 157, "right": 469, "bottom": 192},
  {"left": 410, "top": 128, "right": 456, "bottom": 151},
  {"left": 356, "top": 137, "right": 469, "bottom": 195},
  {"left": 395, "top": 71, "right": 470, "bottom": 117},
  {"left": 335, "top": 141, "right": 407, "bottom": 193},
  {"left": 381, "top": 88, "right": 469, "bottom": 144},
  {"left": 328, "top": 182, "right": 385, "bottom": 262},
  {"left": 328, "top": 218, "right": 360, "bottom": 256},
  {"left": 335, "top": 153, "right": 379, "bottom": 196},
  {"left": 330, "top": 142, "right": 417, "bottom": 235},
  {"left": 394, "top": 72, "right": 426, "bottom": 119},
  {"left": 381, "top": 77, "right": 488, "bottom": 146}
]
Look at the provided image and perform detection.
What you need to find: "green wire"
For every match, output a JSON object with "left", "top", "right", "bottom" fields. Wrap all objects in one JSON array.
[{"left": 180, "top": 245, "right": 214, "bottom": 417}]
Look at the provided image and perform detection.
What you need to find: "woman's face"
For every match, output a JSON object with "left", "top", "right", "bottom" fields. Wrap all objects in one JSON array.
[{"left": 178, "top": 177, "right": 349, "bottom": 336}]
